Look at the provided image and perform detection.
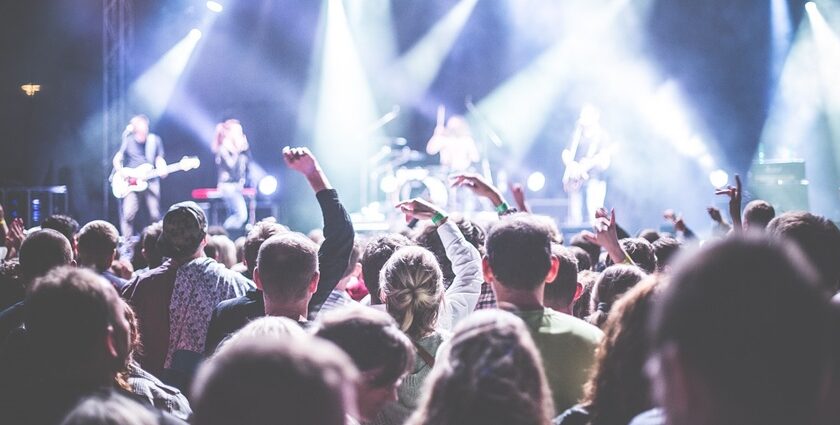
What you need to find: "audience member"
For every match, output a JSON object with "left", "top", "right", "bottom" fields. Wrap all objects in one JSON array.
[
  {"left": 649, "top": 236, "right": 835, "bottom": 425},
  {"left": 607, "top": 238, "right": 656, "bottom": 273},
  {"left": 637, "top": 229, "right": 660, "bottom": 243},
  {"left": 543, "top": 244, "right": 581, "bottom": 315},
  {"left": 570, "top": 234, "right": 601, "bottom": 271},
  {"left": 742, "top": 199, "right": 775, "bottom": 232},
  {"left": 569, "top": 245, "right": 592, "bottom": 272},
  {"left": 587, "top": 264, "right": 647, "bottom": 328},
  {"left": 314, "top": 306, "right": 414, "bottom": 424},
  {"left": 0, "top": 267, "right": 175, "bottom": 424},
  {"left": 408, "top": 310, "right": 554, "bottom": 425},
  {"left": 0, "top": 228, "right": 74, "bottom": 340},
  {"left": 60, "top": 390, "right": 184, "bottom": 425},
  {"left": 361, "top": 233, "right": 415, "bottom": 305},
  {"left": 572, "top": 269, "right": 599, "bottom": 319},
  {"left": 652, "top": 236, "right": 681, "bottom": 272},
  {"left": 370, "top": 197, "right": 483, "bottom": 425},
  {"left": 484, "top": 214, "right": 603, "bottom": 413},
  {"left": 121, "top": 302, "right": 192, "bottom": 420},
  {"left": 77, "top": 220, "right": 127, "bottom": 291},
  {"left": 555, "top": 276, "right": 666, "bottom": 425},
  {"left": 319, "top": 240, "right": 362, "bottom": 314},
  {"left": 42, "top": 214, "right": 80, "bottom": 257},
  {"left": 204, "top": 146, "right": 354, "bottom": 353},
  {"left": 136, "top": 221, "right": 163, "bottom": 274},
  {"left": 124, "top": 201, "right": 252, "bottom": 382},
  {"left": 766, "top": 211, "right": 840, "bottom": 294},
  {"left": 191, "top": 335, "right": 358, "bottom": 425}
]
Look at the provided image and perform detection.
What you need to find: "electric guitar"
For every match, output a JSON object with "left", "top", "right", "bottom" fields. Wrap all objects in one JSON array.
[{"left": 112, "top": 156, "right": 200, "bottom": 198}]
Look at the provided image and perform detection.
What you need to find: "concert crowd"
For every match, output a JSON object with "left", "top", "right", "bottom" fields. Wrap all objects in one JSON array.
[{"left": 0, "top": 145, "right": 838, "bottom": 425}]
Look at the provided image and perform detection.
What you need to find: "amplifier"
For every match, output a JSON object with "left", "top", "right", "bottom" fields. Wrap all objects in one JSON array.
[{"left": 0, "top": 186, "right": 69, "bottom": 228}]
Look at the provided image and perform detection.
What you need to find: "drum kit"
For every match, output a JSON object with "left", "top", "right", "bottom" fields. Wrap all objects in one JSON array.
[
  {"left": 364, "top": 138, "right": 450, "bottom": 211},
  {"left": 357, "top": 100, "right": 506, "bottom": 224}
]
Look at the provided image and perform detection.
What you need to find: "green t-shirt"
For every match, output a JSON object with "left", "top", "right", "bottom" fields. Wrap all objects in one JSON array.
[{"left": 513, "top": 308, "right": 603, "bottom": 415}]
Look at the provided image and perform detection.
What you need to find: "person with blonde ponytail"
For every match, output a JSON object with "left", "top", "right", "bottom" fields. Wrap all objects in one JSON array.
[{"left": 370, "top": 198, "right": 483, "bottom": 425}]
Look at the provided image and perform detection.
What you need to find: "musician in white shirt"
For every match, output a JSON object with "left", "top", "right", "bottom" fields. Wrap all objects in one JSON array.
[
  {"left": 112, "top": 114, "right": 167, "bottom": 238},
  {"left": 562, "top": 105, "right": 612, "bottom": 226}
]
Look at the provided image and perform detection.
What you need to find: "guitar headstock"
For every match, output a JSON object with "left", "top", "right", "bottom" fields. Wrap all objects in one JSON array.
[{"left": 178, "top": 156, "right": 201, "bottom": 171}]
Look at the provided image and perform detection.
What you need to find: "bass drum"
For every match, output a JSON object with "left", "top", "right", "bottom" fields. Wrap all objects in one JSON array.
[{"left": 396, "top": 168, "right": 448, "bottom": 208}]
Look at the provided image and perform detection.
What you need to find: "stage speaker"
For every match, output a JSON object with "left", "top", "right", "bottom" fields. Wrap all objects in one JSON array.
[
  {"left": 748, "top": 161, "right": 809, "bottom": 213},
  {"left": 0, "top": 186, "right": 69, "bottom": 228}
]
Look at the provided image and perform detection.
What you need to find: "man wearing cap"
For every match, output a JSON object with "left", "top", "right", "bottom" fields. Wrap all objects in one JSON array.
[{"left": 124, "top": 201, "right": 253, "bottom": 382}]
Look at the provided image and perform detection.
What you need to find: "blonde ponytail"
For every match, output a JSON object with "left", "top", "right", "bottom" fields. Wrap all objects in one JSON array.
[{"left": 380, "top": 246, "right": 444, "bottom": 339}]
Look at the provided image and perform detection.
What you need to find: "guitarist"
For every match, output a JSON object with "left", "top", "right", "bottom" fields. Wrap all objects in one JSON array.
[
  {"left": 112, "top": 114, "right": 167, "bottom": 238},
  {"left": 562, "top": 105, "right": 611, "bottom": 225}
]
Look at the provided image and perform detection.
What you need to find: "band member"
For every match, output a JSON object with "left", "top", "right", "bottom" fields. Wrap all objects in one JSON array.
[
  {"left": 112, "top": 114, "right": 166, "bottom": 238},
  {"left": 426, "top": 105, "right": 480, "bottom": 172},
  {"left": 212, "top": 119, "right": 250, "bottom": 230},
  {"left": 562, "top": 105, "right": 612, "bottom": 225}
]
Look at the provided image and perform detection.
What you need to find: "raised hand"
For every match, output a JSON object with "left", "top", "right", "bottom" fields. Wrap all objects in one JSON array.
[
  {"left": 663, "top": 209, "right": 687, "bottom": 232},
  {"left": 510, "top": 183, "right": 529, "bottom": 213},
  {"left": 395, "top": 198, "right": 447, "bottom": 224},
  {"left": 581, "top": 208, "right": 627, "bottom": 265},
  {"left": 283, "top": 146, "right": 330, "bottom": 192},
  {"left": 450, "top": 172, "right": 504, "bottom": 207},
  {"left": 283, "top": 146, "right": 318, "bottom": 175},
  {"left": 715, "top": 174, "right": 742, "bottom": 232},
  {"left": 5, "top": 217, "right": 24, "bottom": 257},
  {"left": 706, "top": 206, "right": 724, "bottom": 224}
]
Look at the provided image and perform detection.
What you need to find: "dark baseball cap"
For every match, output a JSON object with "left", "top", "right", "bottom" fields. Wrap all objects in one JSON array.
[{"left": 158, "top": 201, "right": 208, "bottom": 259}]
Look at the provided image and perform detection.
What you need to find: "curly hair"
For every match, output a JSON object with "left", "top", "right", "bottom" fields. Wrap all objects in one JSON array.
[
  {"left": 407, "top": 310, "right": 553, "bottom": 425},
  {"left": 580, "top": 276, "right": 666, "bottom": 425},
  {"left": 380, "top": 246, "right": 443, "bottom": 339}
]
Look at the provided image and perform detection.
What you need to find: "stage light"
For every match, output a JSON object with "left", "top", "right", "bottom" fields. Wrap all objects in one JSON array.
[
  {"left": 20, "top": 83, "right": 41, "bottom": 97},
  {"left": 805, "top": 2, "right": 817, "bottom": 14},
  {"left": 388, "top": 0, "right": 478, "bottom": 105},
  {"left": 206, "top": 1, "right": 223, "bottom": 13},
  {"left": 709, "top": 169, "right": 729, "bottom": 188},
  {"left": 130, "top": 28, "right": 205, "bottom": 120},
  {"left": 258, "top": 176, "right": 278, "bottom": 196},
  {"left": 188, "top": 28, "right": 203, "bottom": 41},
  {"left": 304, "top": 0, "right": 382, "bottom": 211},
  {"left": 527, "top": 172, "right": 546, "bottom": 192},
  {"left": 471, "top": 0, "right": 632, "bottom": 165},
  {"left": 380, "top": 175, "right": 398, "bottom": 193}
]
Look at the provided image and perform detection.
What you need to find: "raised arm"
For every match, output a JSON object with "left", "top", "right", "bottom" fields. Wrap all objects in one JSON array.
[
  {"left": 395, "top": 198, "right": 482, "bottom": 330},
  {"left": 581, "top": 208, "right": 632, "bottom": 266},
  {"left": 715, "top": 174, "right": 742, "bottom": 233},
  {"left": 450, "top": 172, "right": 516, "bottom": 215},
  {"left": 283, "top": 147, "right": 354, "bottom": 313}
]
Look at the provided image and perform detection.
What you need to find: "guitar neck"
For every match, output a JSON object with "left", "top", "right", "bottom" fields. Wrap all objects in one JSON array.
[{"left": 147, "top": 163, "right": 185, "bottom": 179}]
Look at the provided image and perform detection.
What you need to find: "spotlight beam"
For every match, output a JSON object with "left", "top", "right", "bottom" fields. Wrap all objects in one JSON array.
[{"left": 385, "top": 0, "right": 479, "bottom": 106}]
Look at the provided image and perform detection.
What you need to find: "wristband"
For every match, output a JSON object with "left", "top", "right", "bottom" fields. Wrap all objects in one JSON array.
[
  {"left": 431, "top": 212, "right": 447, "bottom": 225},
  {"left": 495, "top": 201, "right": 510, "bottom": 214},
  {"left": 0, "top": 220, "right": 5, "bottom": 227}
]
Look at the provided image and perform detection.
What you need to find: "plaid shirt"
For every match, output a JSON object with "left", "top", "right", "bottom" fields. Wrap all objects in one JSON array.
[{"left": 475, "top": 281, "right": 497, "bottom": 310}]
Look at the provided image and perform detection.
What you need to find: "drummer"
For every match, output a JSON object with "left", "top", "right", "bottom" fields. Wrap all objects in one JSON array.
[
  {"left": 426, "top": 105, "right": 481, "bottom": 212},
  {"left": 425, "top": 105, "right": 480, "bottom": 173}
]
